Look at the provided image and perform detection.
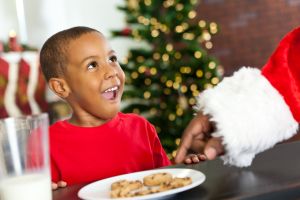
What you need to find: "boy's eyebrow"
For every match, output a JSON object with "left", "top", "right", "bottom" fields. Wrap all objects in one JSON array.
[{"left": 80, "top": 50, "right": 116, "bottom": 64}]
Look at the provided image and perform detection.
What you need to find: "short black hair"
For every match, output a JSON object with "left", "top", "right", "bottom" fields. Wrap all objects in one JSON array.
[{"left": 40, "top": 26, "right": 99, "bottom": 81}]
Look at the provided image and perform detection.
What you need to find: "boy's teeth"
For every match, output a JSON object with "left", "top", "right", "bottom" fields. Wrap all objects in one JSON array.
[{"left": 104, "top": 86, "right": 118, "bottom": 93}]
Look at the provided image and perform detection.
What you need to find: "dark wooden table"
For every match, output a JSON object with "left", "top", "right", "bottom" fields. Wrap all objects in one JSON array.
[{"left": 53, "top": 141, "right": 300, "bottom": 200}]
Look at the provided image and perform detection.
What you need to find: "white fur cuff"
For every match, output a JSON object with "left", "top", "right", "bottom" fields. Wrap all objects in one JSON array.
[{"left": 197, "top": 67, "right": 298, "bottom": 167}]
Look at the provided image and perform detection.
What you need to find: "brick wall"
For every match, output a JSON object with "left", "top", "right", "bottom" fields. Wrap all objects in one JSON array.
[{"left": 196, "top": 0, "right": 300, "bottom": 75}]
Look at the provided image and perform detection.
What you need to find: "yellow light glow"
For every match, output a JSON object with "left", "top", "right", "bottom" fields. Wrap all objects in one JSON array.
[
  {"left": 188, "top": 10, "right": 197, "bottom": 19},
  {"left": 151, "top": 29, "right": 159, "bottom": 37},
  {"left": 175, "top": 25, "right": 184, "bottom": 33},
  {"left": 189, "top": 98, "right": 196, "bottom": 105},
  {"left": 194, "top": 51, "right": 202, "bottom": 59},
  {"left": 144, "top": 91, "right": 151, "bottom": 99},
  {"left": 162, "top": 54, "right": 169, "bottom": 61},
  {"left": 166, "top": 80, "right": 173, "bottom": 88},
  {"left": 190, "top": 84, "right": 197, "bottom": 91},
  {"left": 145, "top": 78, "right": 152, "bottom": 85},
  {"left": 131, "top": 72, "right": 138, "bottom": 79},
  {"left": 137, "top": 56, "right": 145, "bottom": 63},
  {"left": 168, "top": 113, "right": 176, "bottom": 121},
  {"left": 211, "top": 77, "right": 220, "bottom": 85},
  {"left": 204, "top": 83, "right": 213, "bottom": 89},
  {"left": 210, "top": 22, "right": 218, "bottom": 34},
  {"left": 196, "top": 70, "right": 203, "bottom": 77},
  {"left": 176, "top": 3, "right": 183, "bottom": 11},
  {"left": 208, "top": 62, "right": 216, "bottom": 69},
  {"left": 174, "top": 52, "right": 182, "bottom": 59},
  {"left": 202, "top": 31, "right": 211, "bottom": 41},
  {"left": 138, "top": 65, "right": 146, "bottom": 73},
  {"left": 173, "top": 82, "right": 180, "bottom": 89},
  {"left": 150, "top": 67, "right": 157, "bottom": 75},
  {"left": 163, "top": 88, "right": 171, "bottom": 95},
  {"left": 153, "top": 52, "right": 160, "bottom": 60},
  {"left": 175, "top": 138, "right": 181, "bottom": 145},
  {"left": 183, "top": 33, "right": 195, "bottom": 40},
  {"left": 144, "top": 0, "right": 151, "bottom": 6},
  {"left": 205, "top": 41, "right": 213, "bottom": 49},
  {"left": 133, "top": 108, "right": 140, "bottom": 114},
  {"left": 176, "top": 108, "right": 183, "bottom": 116},
  {"left": 198, "top": 20, "right": 206, "bottom": 28},
  {"left": 166, "top": 44, "right": 173, "bottom": 52},
  {"left": 180, "top": 85, "right": 187, "bottom": 93}
]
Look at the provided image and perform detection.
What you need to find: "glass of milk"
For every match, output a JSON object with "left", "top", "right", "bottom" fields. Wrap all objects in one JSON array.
[{"left": 0, "top": 113, "right": 52, "bottom": 200}]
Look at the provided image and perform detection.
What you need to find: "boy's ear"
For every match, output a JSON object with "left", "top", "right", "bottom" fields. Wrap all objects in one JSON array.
[{"left": 48, "top": 78, "right": 70, "bottom": 99}]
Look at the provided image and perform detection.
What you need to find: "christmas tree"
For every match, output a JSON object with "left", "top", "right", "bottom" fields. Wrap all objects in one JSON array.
[{"left": 112, "top": 0, "right": 223, "bottom": 158}]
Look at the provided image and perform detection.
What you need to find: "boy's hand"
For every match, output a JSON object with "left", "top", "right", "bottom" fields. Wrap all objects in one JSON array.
[
  {"left": 52, "top": 181, "right": 67, "bottom": 190},
  {"left": 175, "top": 112, "right": 224, "bottom": 164}
]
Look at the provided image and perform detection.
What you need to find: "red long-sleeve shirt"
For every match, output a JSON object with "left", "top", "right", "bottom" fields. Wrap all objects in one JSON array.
[{"left": 50, "top": 112, "right": 171, "bottom": 185}]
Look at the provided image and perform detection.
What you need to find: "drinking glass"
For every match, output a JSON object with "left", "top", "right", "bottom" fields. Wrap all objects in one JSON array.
[{"left": 0, "top": 113, "right": 51, "bottom": 200}]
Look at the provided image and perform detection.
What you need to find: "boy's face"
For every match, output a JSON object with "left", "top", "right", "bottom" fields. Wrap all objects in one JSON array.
[{"left": 62, "top": 32, "right": 125, "bottom": 122}]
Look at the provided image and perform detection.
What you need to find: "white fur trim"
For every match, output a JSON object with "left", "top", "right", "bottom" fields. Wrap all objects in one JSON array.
[
  {"left": 196, "top": 67, "right": 298, "bottom": 167},
  {"left": 22, "top": 51, "right": 41, "bottom": 115},
  {"left": 2, "top": 53, "right": 22, "bottom": 117}
]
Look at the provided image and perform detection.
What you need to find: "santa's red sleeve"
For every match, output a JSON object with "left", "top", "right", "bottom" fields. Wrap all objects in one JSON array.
[{"left": 196, "top": 27, "right": 300, "bottom": 167}]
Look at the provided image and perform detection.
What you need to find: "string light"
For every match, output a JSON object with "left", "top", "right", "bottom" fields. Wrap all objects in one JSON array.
[
  {"left": 145, "top": 78, "right": 152, "bottom": 85},
  {"left": 150, "top": 108, "right": 157, "bottom": 115},
  {"left": 198, "top": 20, "right": 206, "bottom": 28},
  {"left": 205, "top": 72, "right": 212, "bottom": 79},
  {"left": 138, "top": 65, "right": 146, "bottom": 73},
  {"left": 204, "top": 83, "right": 213, "bottom": 89},
  {"left": 137, "top": 56, "right": 145, "bottom": 63},
  {"left": 166, "top": 44, "right": 173, "bottom": 52},
  {"left": 166, "top": 80, "right": 173, "bottom": 88},
  {"left": 175, "top": 25, "right": 184, "bottom": 33},
  {"left": 153, "top": 52, "right": 160, "bottom": 60},
  {"left": 183, "top": 33, "right": 195, "bottom": 40},
  {"left": 133, "top": 108, "right": 140, "bottom": 114},
  {"left": 190, "top": 84, "right": 197, "bottom": 91},
  {"left": 180, "top": 85, "right": 188, "bottom": 93},
  {"left": 174, "top": 52, "right": 182, "bottom": 59},
  {"left": 144, "top": 0, "right": 152, "bottom": 6},
  {"left": 168, "top": 113, "right": 176, "bottom": 121},
  {"left": 210, "top": 22, "right": 218, "bottom": 34},
  {"left": 188, "top": 10, "right": 197, "bottom": 19},
  {"left": 150, "top": 67, "right": 157, "bottom": 75},
  {"left": 196, "top": 69, "right": 203, "bottom": 77},
  {"left": 194, "top": 51, "right": 202, "bottom": 59},
  {"left": 160, "top": 76, "right": 167, "bottom": 83},
  {"left": 131, "top": 72, "right": 139, "bottom": 79},
  {"left": 205, "top": 41, "right": 213, "bottom": 49},
  {"left": 208, "top": 61, "right": 216, "bottom": 69},
  {"left": 175, "top": 138, "right": 181, "bottom": 145},
  {"left": 151, "top": 29, "right": 159, "bottom": 37},
  {"left": 202, "top": 31, "right": 211, "bottom": 41},
  {"left": 162, "top": 54, "right": 169, "bottom": 61},
  {"left": 188, "top": 98, "right": 196, "bottom": 105},
  {"left": 164, "top": 88, "right": 171, "bottom": 95},
  {"left": 144, "top": 91, "right": 151, "bottom": 99},
  {"left": 173, "top": 82, "right": 180, "bottom": 89},
  {"left": 211, "top": 77, "right": 220, "bottom": 85},
  {"left": 176, "top": 108, "right": 183, "bottom": 116},
  {"left": 192, "top": 91, "right": 200, "bottom": 97},
  {"left": 175, "top": 3, "right": 184, "bottom": 11}
]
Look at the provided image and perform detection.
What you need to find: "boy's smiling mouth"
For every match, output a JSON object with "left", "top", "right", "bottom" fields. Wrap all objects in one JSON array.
[{"left": 102, "top": 86, "right": 119, "bottom": 100}]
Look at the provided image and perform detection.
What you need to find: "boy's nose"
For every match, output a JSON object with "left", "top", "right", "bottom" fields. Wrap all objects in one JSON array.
[{"left": 104, "top": 67, "right": 118, "bottom": 79}]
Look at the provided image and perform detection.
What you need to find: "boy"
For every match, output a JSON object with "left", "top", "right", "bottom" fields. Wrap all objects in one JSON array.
[
  {"left": 175, "top": 26, "right": 300, "bottom": 167},
  {"left": 39, "top": 26, "right": 171, "bottom": 189}
]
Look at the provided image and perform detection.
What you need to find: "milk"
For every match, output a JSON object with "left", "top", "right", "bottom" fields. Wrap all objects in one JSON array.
[{"left": 0, "top": 173, "right": 52, "bottom": 200}]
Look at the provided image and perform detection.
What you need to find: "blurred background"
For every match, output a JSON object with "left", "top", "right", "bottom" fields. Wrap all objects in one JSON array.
[{"left": 1, "top": 0, "right": 300, "bottom": 158}]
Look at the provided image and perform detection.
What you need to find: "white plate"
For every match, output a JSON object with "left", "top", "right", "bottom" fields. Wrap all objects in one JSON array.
[{"left": 78, "top": 168, "right": 205, "bottom": 200}]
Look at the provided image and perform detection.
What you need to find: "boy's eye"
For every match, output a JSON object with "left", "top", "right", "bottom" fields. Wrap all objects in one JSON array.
[
  {"left": 109, "top": 55, "right": 118, "bottom": 63},
  {"left": 87, "top": 61, "right": 98, "bottom": 70}
]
